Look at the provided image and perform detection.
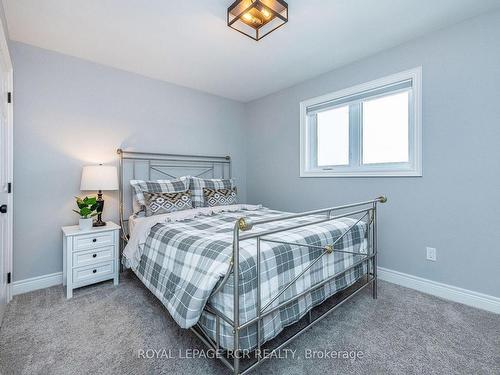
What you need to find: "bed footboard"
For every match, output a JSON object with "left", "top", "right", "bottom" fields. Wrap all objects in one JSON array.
[{"left": 192, "top": 196, "right": 387, "bottom": 375}]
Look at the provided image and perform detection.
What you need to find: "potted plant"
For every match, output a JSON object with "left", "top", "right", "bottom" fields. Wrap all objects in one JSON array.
[{"left": 73, "top": 196, "right": 98, "bottom": 230}]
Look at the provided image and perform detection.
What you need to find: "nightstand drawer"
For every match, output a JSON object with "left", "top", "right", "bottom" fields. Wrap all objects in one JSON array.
[
  {"left": 74, "top": 231, "right": 114, "bottom": 251},
  {"left": 72, "top": 246, "right": 114, "bottom": 268},
  {"left": 72, "top": 262, "right": 114, "bottom": 284}
]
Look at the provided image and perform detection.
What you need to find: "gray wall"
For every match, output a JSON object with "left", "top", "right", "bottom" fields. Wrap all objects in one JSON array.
[
  {"left": 11, "top": 42, "right": 246, "bottom": 281},
  {"left": 245, "top": 12, "right": 500, "bottom": 297},
  {"left": 11, "top": 11, "right": 500, "bottom": 298}
]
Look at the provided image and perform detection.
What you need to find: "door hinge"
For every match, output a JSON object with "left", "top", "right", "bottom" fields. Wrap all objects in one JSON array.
[
  {"left": 7, "top": 272, "right": 11, "bottom": 284},
  {"left": 7, "top": 182, "right": 11, "bottom": 193},
  {"left": 7, "top": 92, "right": 11, "bottom": 103}
]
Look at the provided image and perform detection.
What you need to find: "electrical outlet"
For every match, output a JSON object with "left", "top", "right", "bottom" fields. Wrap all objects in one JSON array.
[{"left": 426, "top": 247, "right": 437, "bottom": 261}]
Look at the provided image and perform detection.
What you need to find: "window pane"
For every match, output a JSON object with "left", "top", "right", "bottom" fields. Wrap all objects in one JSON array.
[
  {"left": 362, "top": 91, "right": 409, "bottom": 164},
  {"left": 317, "top": 106, "right": 349, "bottom": 166}
]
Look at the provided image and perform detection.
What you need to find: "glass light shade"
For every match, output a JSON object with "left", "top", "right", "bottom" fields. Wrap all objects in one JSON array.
[
  {"left": 80, "top": 165, "right": 118, "bottom": 191},
  {"left": 228, "top": 0, "right": 288, "bottom": 41}
]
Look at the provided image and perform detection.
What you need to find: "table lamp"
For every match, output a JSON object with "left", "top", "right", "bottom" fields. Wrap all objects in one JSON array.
[{"left": 80, "top": 164, "right": 118, "bottom": 227}]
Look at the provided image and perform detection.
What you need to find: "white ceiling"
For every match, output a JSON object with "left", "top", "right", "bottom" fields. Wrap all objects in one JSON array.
[{"left": 3, "top": 0, "right": 500, "bottom": 102}]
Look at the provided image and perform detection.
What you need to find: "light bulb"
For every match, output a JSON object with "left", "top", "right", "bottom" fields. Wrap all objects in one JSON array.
[
  {"left": 261, "top": 9, "right": 271, "bottom": 19},
  {"left": 242, "top": 13, "right": 252, "bottom": 21}
]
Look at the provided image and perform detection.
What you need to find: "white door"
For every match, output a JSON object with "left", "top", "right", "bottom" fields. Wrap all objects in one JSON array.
[{"left": 0, "top": 20, "right": 13, "bottom": 325}]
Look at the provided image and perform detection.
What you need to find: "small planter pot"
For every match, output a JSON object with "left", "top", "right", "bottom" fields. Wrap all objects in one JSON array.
[{"left": 79, "top": 217, "right": 93, "bottom": 231}]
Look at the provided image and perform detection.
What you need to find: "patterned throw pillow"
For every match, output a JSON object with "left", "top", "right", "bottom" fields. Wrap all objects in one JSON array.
[
  {"left": 202, "top": 187, "right": 237, "bottom": 207},
  {"left": 189, "top": 176, "right": 236, "bottom": 208},
  {"left": 143, "top": 190, "right": 193, "bottom": 217},
  {"left": 130, "top": 177, "right": 189, "bottom": 212}
]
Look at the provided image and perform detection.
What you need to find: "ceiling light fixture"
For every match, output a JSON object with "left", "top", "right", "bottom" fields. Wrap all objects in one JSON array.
[{"left": 227, "top": 0, "right": 288, "bottom": 41}]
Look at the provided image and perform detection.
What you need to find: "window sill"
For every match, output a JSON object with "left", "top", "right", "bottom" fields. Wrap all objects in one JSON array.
[{"left": 300, "top": 169, "right": 422, "bottom": 178}]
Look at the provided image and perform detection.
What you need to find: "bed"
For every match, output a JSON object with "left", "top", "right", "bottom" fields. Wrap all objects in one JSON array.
[{"left": 118, "top": 149, "right": 385, "bottom": 375}]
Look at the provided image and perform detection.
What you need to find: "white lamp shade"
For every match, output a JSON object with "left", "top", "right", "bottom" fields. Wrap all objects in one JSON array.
[{"left": 80, "top": 165, "right": 118, "bottom": 191}]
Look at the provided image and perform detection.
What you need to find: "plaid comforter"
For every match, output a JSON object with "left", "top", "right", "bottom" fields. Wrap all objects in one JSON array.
[{"left": 132, "top": 207, "right": 368, "bottom": 351}]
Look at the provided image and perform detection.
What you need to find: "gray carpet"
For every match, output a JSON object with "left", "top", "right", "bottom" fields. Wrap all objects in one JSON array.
[{"left": 0, "top": 272, "right": 498, "bottom": 375}]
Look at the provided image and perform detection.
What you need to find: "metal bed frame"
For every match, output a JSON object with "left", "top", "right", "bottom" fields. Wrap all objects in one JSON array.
[{"left": 117, "top": 149, "right": 386, "bottom": 375}]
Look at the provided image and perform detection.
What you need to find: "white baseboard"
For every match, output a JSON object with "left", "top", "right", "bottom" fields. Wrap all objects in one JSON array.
[
  {"left": 12, "top": 272, "right": 63, "bottom": 296},
  {"left": 378, "top": 267, "right": 500, "bottom": 314}
]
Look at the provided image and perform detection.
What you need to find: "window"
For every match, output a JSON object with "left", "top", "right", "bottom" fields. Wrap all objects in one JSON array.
[{"left": 300, "top": 68, "right": 422, "bottom": 177}]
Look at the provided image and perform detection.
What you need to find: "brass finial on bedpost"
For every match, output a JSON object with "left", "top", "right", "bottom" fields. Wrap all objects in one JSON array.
[
  {"left": 378, "top": 196, "right": 387, "bottom": 203},
  {"left": 238, "top": 217, "right": 253, "bottom": 232}
]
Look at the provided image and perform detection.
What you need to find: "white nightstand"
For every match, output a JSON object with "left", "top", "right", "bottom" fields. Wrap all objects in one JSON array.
[{"left": 62, "top": 221, "right": 120, "bottom": 298}]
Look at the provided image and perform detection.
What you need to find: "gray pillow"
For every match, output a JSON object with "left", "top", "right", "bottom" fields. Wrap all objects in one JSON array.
[
  {"left": 203, "top": 187, "right": 238, "bottom": 207},
  {"left": 130, "top": 177, "right": 189, "bottom": 213},
  {"left": 143, "top": 190, "right": 193, "bottom": 217},
  {"left": 188, "top": 176, "right": 236, "bottom": 208}
]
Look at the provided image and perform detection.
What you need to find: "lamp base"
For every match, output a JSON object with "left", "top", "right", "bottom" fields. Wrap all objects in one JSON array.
[
  {"left": 93, "top": 219, "right": 107, "bottom": 227},
  {"left": 93, "top": 190, "right": 107, "bottom": 227}
]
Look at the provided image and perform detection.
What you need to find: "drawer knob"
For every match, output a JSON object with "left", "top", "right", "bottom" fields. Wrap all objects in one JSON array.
[
  {"left": 92, "top": 254, "right": 97, "bottom": 258},
  {"left": 92, "top": 239, "right": 97, "bottom": 243},
  {"left": 92, "top": 269, "right": 97, "bottom": 274}
]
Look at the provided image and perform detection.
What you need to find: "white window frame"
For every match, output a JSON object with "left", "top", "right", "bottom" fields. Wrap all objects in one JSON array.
[{"left": 300, "top": 67, "right": 422, "bottom": 177}]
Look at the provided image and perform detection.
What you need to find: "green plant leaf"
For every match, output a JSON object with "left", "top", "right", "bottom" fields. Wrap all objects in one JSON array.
[
  {"left": 80, "top": 207, "right": 91, "bottom": 217},
  {"left": 86, "top": 197, "right": 97, "bottom": 205},
  {"left": 74, "top": 196, "right": 100, "bottom": 217}
]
